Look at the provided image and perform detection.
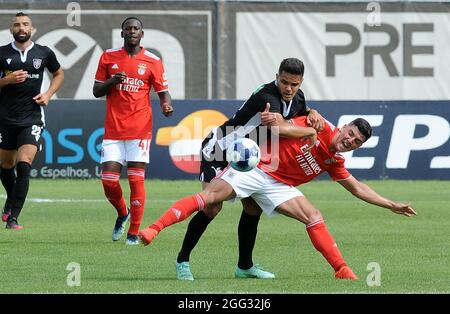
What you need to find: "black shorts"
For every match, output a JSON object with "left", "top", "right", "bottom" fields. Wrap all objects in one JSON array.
[
  {"left": 0, "top": 125, "right": 44, "bottom": 150},
  {"left": 199, "top": 130, "right": 228, "bottom": 183}
]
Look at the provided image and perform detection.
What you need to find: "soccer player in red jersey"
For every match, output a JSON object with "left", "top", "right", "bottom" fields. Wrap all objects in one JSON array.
[
  {"left": 139, "top": 106, "right": 417, "bottom": 280},
  {"left": 93, "top": 17, "right": 173, "bottom": 245}
]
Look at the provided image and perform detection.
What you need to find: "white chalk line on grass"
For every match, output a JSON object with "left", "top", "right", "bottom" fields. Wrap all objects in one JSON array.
[
  {"left": 0, "top": 194, "right": 177, "bottom": 203},
  {"left": 1, "top": 194, "right": 437, "bottom": 204}
]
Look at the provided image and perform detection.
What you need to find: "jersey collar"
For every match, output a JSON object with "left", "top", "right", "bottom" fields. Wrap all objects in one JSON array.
[
  {"left": 11, "top": 41, "right": 35, "bottom": 63},
  {"left": 121, "top": 46, "right": 144, "bottom": 58}
]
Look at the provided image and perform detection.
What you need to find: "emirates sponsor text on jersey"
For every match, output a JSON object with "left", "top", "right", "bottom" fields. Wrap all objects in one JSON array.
[
  {"left": 295, "top": 144, "right": 322, "bottom": 176},
  {"left": 115, "top": 77, "right": 145, "bottom": 92}
]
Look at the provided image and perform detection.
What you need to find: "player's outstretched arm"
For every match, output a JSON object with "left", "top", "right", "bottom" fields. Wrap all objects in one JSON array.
[{"left": 338, "top": 176, "right": 417, "bottom": 217}]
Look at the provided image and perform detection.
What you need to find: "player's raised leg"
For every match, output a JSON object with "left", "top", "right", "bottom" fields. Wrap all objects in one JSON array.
[
  {"left": 139, "top": 178, "right": 235, "bottom": 246},
  {"left": 138, "top": 193, "right": 206, "bottom": 245}
]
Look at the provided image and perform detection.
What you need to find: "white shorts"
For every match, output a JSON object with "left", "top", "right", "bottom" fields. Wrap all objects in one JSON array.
[
  {"left": 100, "top": 139, "right": 152, "bottom": 165},
  {"left": 217, "top": 166, "right": 303, "bottom": 217}
]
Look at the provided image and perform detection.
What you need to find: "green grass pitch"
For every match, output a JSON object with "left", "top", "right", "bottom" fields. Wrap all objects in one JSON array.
[{"left": 0, "top": 179, "right": 449, "bottom": 293}]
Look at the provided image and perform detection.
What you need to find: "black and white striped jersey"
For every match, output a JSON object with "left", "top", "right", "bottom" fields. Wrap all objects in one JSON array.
[{"left": 0, "top": 42, "right": 60, "bottom": 127}]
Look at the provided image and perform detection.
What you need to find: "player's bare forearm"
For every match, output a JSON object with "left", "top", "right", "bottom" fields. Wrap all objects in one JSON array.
[
  {"left": 158, "top": 91, "right": 173, "bottom": 117},
  {"left": 33, "top": 68, "right": 64, "bottom": 106},
  {"left": 0, "top": 69, "right": 28, "bottom": 87},
  {"left": 339, "top": 177, "right": 417, "bottom": 216},
  {"left": 93, "top": 80, "right": 115, "bottom": 98},
  {"left": 46, "top": 68, "right": 64, "bottom": 97},
  {"left": 261, "top": 104, "right": 316, "bottom": 143},
  {"left": 277, "top": 122, "right": 317, "bottom": 140},
  {"left": 93, "top": 72, "right": 125, "bottom": 98},
  {"left": 351, "top": 181, "right": 394, "bottom": 208},
  {"left": 158, "top": 91, "right": 171, "bottom": 107},
  {"left": 0, "top": 77, "right": 9, "bottom": 88}
]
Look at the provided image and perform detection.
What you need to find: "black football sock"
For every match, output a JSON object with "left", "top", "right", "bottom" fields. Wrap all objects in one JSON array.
[
  {"left": 0, "top": 166, "right": 16, "bottom": 211},
  {"left": 177, "top": 211, "right": 213, "bottom": 263},
  {"left": 10, "top": 162, "right": 31, "bottom": 220},
  {"left": 237, "top": 210, "right": 261, "bottom": 270}
]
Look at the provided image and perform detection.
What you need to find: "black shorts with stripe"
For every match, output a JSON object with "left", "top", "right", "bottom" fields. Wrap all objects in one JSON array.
[{"left": 0, "top": 124, "right": 43, "bottom": 150}]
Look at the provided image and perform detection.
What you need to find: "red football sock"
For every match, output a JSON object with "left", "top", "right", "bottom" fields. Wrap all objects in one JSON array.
[
  {"left": 306, "top": 220, "right": 347, "bottom": 272},
  {"left": 148, "top": 193, "right": 205, "bottom": 234},
  {"left": 102, "top": 171, "right": 128, "bottom": 217},
  {"left": 127, "top": 168, "right": 146, "bottom": 236}
]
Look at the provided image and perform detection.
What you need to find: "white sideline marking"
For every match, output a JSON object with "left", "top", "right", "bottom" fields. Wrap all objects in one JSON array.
[
  {"left": 1, "top": 194, "right": 436, "bottom": 204},
  {"left": 0, "top": 195, "right": 176, "bottom": 203}
]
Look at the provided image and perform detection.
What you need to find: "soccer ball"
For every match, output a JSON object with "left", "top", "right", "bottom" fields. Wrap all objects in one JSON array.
[{"left": 226, "top": 138, "right": 261, "bottom": 172}]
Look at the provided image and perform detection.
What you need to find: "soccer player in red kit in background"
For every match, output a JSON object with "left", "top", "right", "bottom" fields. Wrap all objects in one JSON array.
[{"left": 93, "top": 17, "right": 173, "bottom": 245}]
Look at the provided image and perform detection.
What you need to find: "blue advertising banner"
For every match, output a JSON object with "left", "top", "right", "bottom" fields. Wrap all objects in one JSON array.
[{"left": 32, "top": 100, "right": 450, "bottom": 180}]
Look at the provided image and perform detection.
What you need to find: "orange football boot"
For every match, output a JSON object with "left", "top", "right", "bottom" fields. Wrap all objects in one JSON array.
[
  {"left": 138, "top": 228, "right": 158, "bottom": 246},
  {"left": 335, "top": 266, "right": 358, "bottom": 280}
]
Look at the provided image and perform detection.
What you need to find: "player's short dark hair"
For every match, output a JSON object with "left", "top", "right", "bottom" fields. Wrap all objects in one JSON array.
[
  {"left": 278, "top": 58, "right": 305, "bottom": 76},
  {"left": 121, "top": 17, "right": 143, "bottom": 30},
  {"left": 350, "top": 118, "right": 372, "bottom": 142},
  {"left": 15, "top": 12, "right": 29, "bottom": 18}
]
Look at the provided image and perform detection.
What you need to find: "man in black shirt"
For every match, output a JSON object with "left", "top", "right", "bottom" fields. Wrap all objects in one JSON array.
[
  {"left": 0, "top": 12, "right": 64, "bottom": 229},
  {"left": 143, "top": 58, "right": 324, "bottom": 280}
]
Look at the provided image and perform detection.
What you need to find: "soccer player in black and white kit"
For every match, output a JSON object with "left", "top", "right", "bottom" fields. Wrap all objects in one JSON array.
[
  {"left": 170, "top": 58, "right": 324, "bottom": 280},
  {"left": 0, "top": 13, "right": 64, "bottom": 229}
]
